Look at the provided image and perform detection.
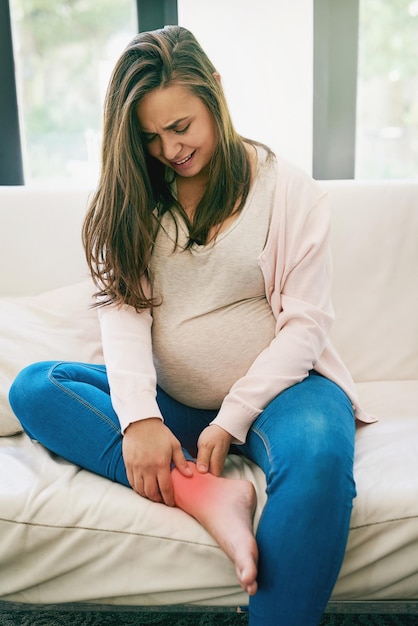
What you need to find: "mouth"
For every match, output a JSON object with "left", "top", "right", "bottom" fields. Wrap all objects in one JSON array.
[{"left": 172, "top": 151, "right": 195, "bottom": 166}]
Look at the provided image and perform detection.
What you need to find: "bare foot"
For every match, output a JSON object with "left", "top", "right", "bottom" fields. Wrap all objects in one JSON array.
[{"left": 171, "top": 462, "right": 258, "bottom": 595}]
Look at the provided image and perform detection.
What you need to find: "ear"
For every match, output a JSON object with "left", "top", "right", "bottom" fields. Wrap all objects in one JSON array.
[{"left": 213, "top": 72, "right": 221, "bottom": 85}]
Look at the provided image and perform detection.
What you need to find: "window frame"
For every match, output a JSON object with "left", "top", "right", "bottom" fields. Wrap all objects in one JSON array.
[
  {"left": 0, "top": 0, "right": 24, "bottom": 185},
  {"left": 136, "top": 0, "right": 178, "bottom": 31},
  {"left": 313, "top": 0, "right": 359, "bottom": 180}
]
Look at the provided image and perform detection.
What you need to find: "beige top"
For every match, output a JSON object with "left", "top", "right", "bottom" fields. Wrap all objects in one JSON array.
[
  {"left": 150, "top": 155, "right": 276, "bottom": 408},
  {"left": 98, "top": 154, "right": 375, "bottom": 442}
]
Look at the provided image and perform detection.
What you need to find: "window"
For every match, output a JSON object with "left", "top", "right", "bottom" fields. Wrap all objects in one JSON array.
[
  {"left": 10, "top": 0, "right": 138, "bottom": 185},
  {"left": 355, "top": 0, "right": 418, "bottom": 178},
  {"left": 313, "top": 0, "right": 418, "bottom": 179},
  {"left": 3, "top": 1, "right": 417, "bottom": 183}
]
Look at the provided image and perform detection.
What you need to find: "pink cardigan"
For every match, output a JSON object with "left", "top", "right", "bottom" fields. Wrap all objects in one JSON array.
[{"left": 98, "top": 158, "right": 375, "bottom": 443}]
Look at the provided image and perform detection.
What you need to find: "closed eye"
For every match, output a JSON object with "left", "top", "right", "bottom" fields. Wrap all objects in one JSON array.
[
  {"left": 174, "top": 123, "right": 190, "bottom": 135},
  {"left": 142, "top": 132, "right": 158, "bottom": 144}
]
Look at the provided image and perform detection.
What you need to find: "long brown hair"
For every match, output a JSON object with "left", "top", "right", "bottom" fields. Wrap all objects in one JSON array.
[{"left": 83, "top": 25, "right": 262, "bottom": 310}]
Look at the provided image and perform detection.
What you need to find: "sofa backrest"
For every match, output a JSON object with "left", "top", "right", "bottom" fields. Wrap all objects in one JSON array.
[
  {"left": 0, "top": 187, "right": 92, "bottom": 297},
  {"left": 326, "top": 180, "right": 418, "bottom": 383}
]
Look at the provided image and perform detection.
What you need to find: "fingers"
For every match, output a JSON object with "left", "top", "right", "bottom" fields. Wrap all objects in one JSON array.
[
  {"left": 156, "top": 447, "right": 193, "bottom": 507},
  {"left": 197, "top": 425, "right": 233, "bottom": 476},
  {"left": 196, "top": 444, "right": 224, "bottom": 476},
  {"left": 196, "top": 442, "right": 223, "bottom": 477},
  {"left": 152, "top": 469, "right": 175, "bottom": 507},
  {"left": 196, "top": 447, "right": 210, "bottom": 474},
  {"left": 130, "top": 465, "right": 174, "bottom": 506},
  {"left": 207, "top": 449, "right": 225, "bottom": 477},
  {"left": 172, "top": 447, "right": 194, "bottom": 477},
  {"left": 124, "top": 429, "right": 192, "bottom": 507},
  {"left": 196, "top": 428, "right": 212, "bottom": 474}
]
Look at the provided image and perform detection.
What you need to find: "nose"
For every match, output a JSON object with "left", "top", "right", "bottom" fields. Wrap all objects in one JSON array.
[{"left": 160, "top": 135, "right": 182, "bottom": 161}]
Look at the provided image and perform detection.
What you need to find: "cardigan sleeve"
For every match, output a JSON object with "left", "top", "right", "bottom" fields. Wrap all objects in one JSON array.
[
  {"left": 98, "top": 301, "right": 163, "bottom": 433},
  {"left": 211, "top": 163, "right": 335, "bottom": 443}
]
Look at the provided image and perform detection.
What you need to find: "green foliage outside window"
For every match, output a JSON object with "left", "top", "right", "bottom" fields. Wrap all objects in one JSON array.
[
  {"left": 356, "top": 0, "right": 418, "bottom": 178},
  {"left": 11, "top": 0, "right": 137, "bottom": 183}
]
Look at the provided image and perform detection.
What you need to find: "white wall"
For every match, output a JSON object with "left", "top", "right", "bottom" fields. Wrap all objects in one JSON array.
[{"left": 178, "top": 0, "right": 313, "bottom": 173}]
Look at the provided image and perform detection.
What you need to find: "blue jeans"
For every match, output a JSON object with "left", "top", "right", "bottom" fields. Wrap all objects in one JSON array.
[{"left": 9, "top": 362, "right": 356, "bottom": 626}]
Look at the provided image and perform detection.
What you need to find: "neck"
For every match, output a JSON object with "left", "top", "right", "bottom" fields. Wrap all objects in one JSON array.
[{"left": 175, "top": 174, "right": 208, "bottom": 220}]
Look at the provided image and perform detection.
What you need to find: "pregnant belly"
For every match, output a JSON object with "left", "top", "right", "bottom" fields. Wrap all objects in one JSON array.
[{"left": 152, "top": 299, "right": 276, "bottom": 408}]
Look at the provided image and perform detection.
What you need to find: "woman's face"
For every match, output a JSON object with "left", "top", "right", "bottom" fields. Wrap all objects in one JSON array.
[{"left": 136, "top": 83, "right": 218, "bottom": 181}]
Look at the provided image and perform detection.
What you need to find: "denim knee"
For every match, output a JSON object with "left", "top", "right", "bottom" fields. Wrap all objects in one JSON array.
[
  {"left": 9, "top": 361, "right": 54, "bottom": 436},
  {"left": 282, "top": 411, "right": 354, "bottom": 492},
  {"left": 245, "top": 375, "right": 356, "bottom": 501}
]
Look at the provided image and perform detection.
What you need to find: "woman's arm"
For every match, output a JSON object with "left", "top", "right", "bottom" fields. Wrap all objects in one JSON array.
[
  {"left": 98, "top": 302, "right": 162, "bottom": 432},
  {"left": 98, "top": 302, "right": 192, "bottom": 502},
  {"left": 211, "top": 171, "right": 334, "bottom": 444}
]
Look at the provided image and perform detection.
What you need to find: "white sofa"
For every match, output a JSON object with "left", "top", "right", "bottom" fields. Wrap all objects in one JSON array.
[{"left": 0, "top": 181, "right": 417, "bottom": 616}]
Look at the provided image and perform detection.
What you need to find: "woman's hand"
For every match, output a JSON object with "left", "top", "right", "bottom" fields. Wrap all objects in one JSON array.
[
  {"left": 122, "top": 418, "right": 192, "bottom": 506},
  {"left": 196, "top": 424, "right": 233, "bottom": 476}
]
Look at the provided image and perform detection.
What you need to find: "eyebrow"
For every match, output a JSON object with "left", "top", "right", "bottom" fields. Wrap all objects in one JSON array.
[
  {"left": 163, "top": 117, "right": 190, "bottom": 131},
  {"left": 141, "top": 117, "right": 190, "bottom": 135}
]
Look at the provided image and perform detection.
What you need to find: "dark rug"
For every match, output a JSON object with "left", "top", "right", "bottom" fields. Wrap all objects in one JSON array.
[{"left": 0, "top": 611, "right": 417, "bottom": 625}]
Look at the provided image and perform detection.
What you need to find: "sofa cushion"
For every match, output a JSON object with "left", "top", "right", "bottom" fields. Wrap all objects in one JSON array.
[
  {"left": 0, "top": 432, "right": 267, "bottom": 605},
  {"left": 1, "top": 389, "right": 417, "bottom": 605},
  {"left": 332, "top": 380, "right": 418, "bottom": 600},
  {"left": 0, "top": 280, "right": 104, "bottom": 436}
]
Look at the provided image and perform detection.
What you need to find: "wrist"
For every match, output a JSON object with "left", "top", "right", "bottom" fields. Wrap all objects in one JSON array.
[{"left": 124, "top": 417, "right": 162, "bottom": 434}]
